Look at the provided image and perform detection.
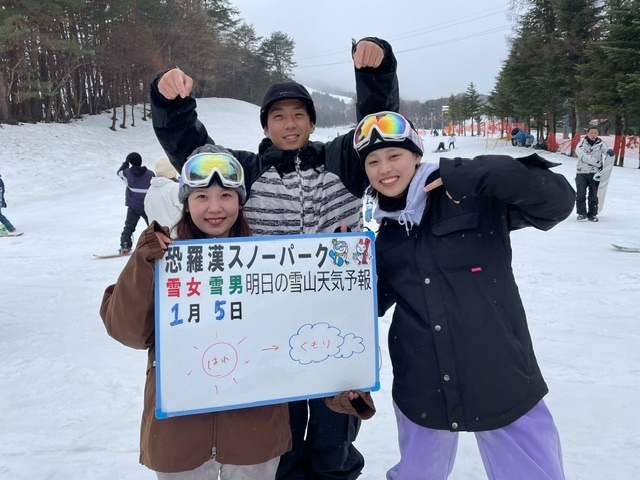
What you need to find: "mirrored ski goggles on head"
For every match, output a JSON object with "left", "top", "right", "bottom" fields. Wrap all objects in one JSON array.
[
  {"left": 353, "top": 111, "right": 422, "bottom": 152},
  {"left": 181, "top": 152, "right": 244, "bottom": 188}
]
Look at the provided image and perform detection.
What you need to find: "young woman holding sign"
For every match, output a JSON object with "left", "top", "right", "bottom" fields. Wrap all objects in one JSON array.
[
  {"left": 101, "top": 145, "right": 288, "bottom": 479},
  {"left": 100, "top": 145, "right": 373, "bottom": 480}
]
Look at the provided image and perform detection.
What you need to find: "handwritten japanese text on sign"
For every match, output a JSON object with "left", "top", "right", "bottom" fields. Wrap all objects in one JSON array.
[{"left": 154, "top": 231, "right": 379, "bottom": 418}]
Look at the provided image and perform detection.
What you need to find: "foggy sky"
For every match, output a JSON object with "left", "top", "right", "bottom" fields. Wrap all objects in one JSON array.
[{"left": 230, "top": 0, "right": 515, "bottom": 101}]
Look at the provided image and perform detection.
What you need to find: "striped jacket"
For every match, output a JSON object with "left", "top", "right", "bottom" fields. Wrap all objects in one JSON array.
[{"left": 232, "top": 137, "right": 366, "bottom": 235}]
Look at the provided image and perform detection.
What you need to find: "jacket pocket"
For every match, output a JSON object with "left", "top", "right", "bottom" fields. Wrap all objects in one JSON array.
[
  {"left": 431, "top": 213, "right": 480, "bottom": 236},
  {"left": 430, "top": 212, "right": 488, "bottom": 271}
]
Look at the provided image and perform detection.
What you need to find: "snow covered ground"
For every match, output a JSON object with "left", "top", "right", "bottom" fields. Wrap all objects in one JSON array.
[{"left": 1, "top": 98, "right": 639, "bottom": 479}]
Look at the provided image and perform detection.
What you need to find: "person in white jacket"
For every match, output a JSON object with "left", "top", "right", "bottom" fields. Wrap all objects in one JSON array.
[
  {"left": 575, "top": 126, "right": 615, "bottom": 222},
  {"left": 144, "top": 156, "right": 181, "bottom": 231}
]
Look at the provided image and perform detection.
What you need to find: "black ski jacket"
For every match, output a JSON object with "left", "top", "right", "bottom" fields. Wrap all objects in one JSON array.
[
  {"left": 376, "top": 154, "right": 575, "bottom": 432},
  {"left": 150, "top": 38, "right": 398, "bottom": 235}
]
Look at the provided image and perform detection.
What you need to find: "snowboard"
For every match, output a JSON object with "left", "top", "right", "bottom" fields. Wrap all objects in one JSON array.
[
  {"left": 93, "top": 252, "right": 130, "bottom": 259},
  {"left": 611, "top": 244, "right": 640, "bottom": 253},
  {"left": 0, "top": 231, "right": 24, "bottom": 237},
  {"left": 596, "top": 154, "right": 615, "bottom": 213},
  {"left": 432, "top": 149, "right": 450, "bottom": 153}
]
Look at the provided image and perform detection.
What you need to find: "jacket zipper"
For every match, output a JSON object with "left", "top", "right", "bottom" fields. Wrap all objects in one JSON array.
[
  {"left": 295, "top": 155, "right": 304, "bottom": 233},
  {"left": 211, "top": 414, "right": 217, "bottom": 460}
]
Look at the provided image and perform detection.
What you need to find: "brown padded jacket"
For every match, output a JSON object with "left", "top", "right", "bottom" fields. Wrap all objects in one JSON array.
[
  {"left": 100, "top": 223, "right": 375, "bottom": 473},
  {"left": 100, "top": 224, "right": 291, "bottom": 472}
]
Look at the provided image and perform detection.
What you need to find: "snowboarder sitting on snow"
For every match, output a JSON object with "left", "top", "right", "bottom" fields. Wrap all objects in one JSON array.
[
  {"left": 354, "top": 110, "right": 574, "bottom": 480},
  {"left": 435, "top": 141, "right": 447, "bottom": 152},
  {"left": 575, "top": 126, "right": 615, "bottom": 222}
]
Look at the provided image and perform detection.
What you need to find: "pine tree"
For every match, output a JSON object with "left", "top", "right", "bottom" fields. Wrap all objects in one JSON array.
[
  {"left": 464, "top": 82, "right": 484, "bottom": 136},
  {"left": 258, "top": 31, "right": 297, "bottom": 84}
]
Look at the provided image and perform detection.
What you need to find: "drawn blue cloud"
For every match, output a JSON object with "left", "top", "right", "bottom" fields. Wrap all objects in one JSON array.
[
  {"left": 333, "top": 333, "right": 365, "bottom": 359},
  {"left": 289, "top": 323, "right": 344, "bottom": 365},
  {"left": 289, "top": 323, "right": 365, "bottom": 364}
]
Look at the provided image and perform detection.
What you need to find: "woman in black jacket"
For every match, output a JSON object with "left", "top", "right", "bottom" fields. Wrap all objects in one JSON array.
[{"left": 354, "top": 111, "right": 574, "bottom": 480}]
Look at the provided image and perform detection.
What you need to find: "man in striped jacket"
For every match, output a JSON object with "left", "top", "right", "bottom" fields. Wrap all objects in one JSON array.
[{"left": 150, "top": 36, "right": 398, "bottom": 480}]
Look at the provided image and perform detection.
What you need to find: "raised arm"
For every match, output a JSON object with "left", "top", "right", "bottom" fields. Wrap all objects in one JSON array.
[
  {"left": 320, "top": 38, "right": 399, "bottom": 197},
  {"left": 353, "top": 37, "right": 399, "bottom": 120},
  {"left": 150, "top": 70, "right": 212, "bottom": 173}
]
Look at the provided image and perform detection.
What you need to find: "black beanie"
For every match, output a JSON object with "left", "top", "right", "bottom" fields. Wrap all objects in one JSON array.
[
  {"left": 260, "top": 82, "right": 317, "bottom": 127},
  {"left": 126, "top": 152, "right": 142, "bottom": 166},
  {"left": 356, "top": 127, "right": 424, "bottom": 163}
]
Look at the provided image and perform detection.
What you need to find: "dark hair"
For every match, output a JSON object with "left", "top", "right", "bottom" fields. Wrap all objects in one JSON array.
[
  {"left": 172, "top": 205, "right": 252, "bottom": 240},
  {"left": 365, "top": 185, "right": 379, "bottom": 200},
  {"left": 587, "top": 126, "right": 599, "bottom": 133},
  {"left": 126, "top": 152, "right": 142, "bottom": 166}
]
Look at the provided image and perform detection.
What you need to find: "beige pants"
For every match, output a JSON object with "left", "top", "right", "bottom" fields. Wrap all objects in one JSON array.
[{"left": 156, "top": 457, "right": 279, "bottom": 480}]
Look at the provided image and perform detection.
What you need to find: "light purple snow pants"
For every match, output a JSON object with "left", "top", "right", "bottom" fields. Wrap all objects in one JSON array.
[{"left": 387, "top": 400, "right": 565, "bottom": 480}]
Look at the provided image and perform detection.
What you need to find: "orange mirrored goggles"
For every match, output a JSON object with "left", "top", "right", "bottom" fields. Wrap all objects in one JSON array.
[{"left": 353, "top": 111, "right": 423, "bottom": 153}]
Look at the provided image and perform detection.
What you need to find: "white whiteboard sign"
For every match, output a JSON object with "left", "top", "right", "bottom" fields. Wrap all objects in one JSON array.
[{"left": 154, "top": 231, "right": 379, "bottom": 418}]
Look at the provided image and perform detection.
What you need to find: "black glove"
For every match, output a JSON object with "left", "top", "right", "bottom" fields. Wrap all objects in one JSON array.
[{"left": 607, "top": 149, "right": 615, "bottom": 156}]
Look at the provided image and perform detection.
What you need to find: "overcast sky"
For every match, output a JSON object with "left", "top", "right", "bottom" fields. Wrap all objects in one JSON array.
[{"left": 230, "top": 0, "right": 516, "bottom": 101}]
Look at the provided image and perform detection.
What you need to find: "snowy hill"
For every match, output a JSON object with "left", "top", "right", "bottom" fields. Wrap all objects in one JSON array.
[
  {"left": 1, "top": 98, "right": 639, "bottom": 479},
  {"left": 306, "top": 86, "right": 353, "bottom": 104}
]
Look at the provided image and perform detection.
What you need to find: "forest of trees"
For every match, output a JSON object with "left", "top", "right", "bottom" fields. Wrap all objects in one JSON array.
[
  {"left": 491, "top": 0, "right": 639, "bottom": 158},
  {"left": 0, "top": 0, "right": 297, "bottom": 126},
  {"left": 399, "top": 0, "right": 639, "bottom": 163},
  {"left": 1, "top": 0, "right": 639, "bottom": 162}
]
